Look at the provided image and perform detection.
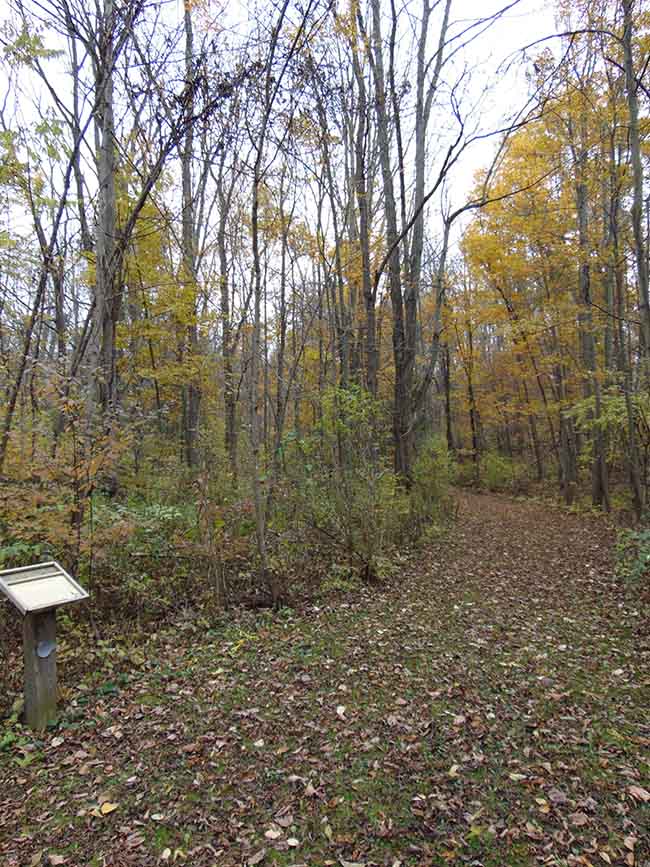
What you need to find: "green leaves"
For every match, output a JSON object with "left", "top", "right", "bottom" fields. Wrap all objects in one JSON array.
[
  {"left": 615, "top": 527, "right": 650, "bottom": 584},
  {"left": 2, "top": 26, "right": 63, "bottom": 67}
]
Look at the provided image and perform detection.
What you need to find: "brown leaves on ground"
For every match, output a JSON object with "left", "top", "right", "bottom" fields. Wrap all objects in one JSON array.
[{"left": 0, "top": 491, "right": 648, "bottom": 866}]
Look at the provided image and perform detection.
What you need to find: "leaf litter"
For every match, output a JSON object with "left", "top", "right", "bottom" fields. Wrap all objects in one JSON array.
[{"left": 0, "top": 491, "right": 648, "bottom": 865}]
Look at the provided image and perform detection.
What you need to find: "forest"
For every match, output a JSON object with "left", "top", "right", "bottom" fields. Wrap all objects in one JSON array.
[
  {"left": 0, "top": 0, "right": 647, "bottom": 601},
  {"left": 0, "top": 0, "right": 649, "bottom": 865}
]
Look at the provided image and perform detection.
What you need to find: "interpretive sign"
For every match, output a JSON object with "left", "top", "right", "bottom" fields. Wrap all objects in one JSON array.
[
  {"left": 0, "top": 561, "right": 88, "bottom": 615},
  {"left": 0, "top": 561, "right": 89, "bottom": 730}
]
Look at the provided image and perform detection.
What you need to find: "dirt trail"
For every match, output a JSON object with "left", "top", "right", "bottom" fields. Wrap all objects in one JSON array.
[{"left": 1, "top": 492, "right": 648, "bottom": 867}]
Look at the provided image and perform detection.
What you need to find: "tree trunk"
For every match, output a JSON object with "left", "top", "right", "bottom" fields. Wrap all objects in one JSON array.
[
  {"left": 369, "top": 0, "right": 412, "bottom": 479},
  {"left": 181, "top": 1, "right": 200, "bottom": 467},
  {"left": 559, "top": 412, "right": 578, "bottom": 505},
  {"left": 573, "top": 117, "right": 609, "bottom": 509},
  {"left": 442, "top": 342, "right": 454, "bottom": 452},
  {"left": 622, "top": 0, "right": 650, "bottom": 358},
  {"left": 92, "top": 0, "right": 120, "bottom": 418}
]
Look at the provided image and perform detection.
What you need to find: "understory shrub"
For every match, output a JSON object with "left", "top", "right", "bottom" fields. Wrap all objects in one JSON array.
[
  {"left": 291, "top": 456, "right": 411, "bottom": 580},
  {"left": 278, "top": 386, "right": 452, "bottom": 581},
  {"left": 0, "top": 389, "right": 453, "bottom": 619},
  {"left": 411, "top": 436, "right": 455, "bottom": 531},
  {"left": 572, "top": 388, "right": 650, "bottom": 477},
  {"left": 80, "top": 497, "right": 199, "bottom": 618},
  {"left": 480, "top": 451, "right": 529, "bottom": 492},
  {"left": 454, "top": 449, "right": 529, "bottom": 492},
  {"left": 0, "top": 539, "right": 48, "bottom": 569},
  {"left": 0, "top": 481, "right": 78, "bottom": 566},
  {"left": 482, "top": 451, "right": 516, "bottom": 491},
  {"left": 615, "top": 527, "right": 650, "bottom": 586}
]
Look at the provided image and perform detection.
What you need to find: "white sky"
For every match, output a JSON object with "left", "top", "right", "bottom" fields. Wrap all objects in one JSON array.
[
  {"left": 441, "top": 0, "right": 557, "bottom": 191},
  {"left": 0, "top": 0, "right": 559, "bottom": 254},
  {"left": 419, "top": 0, "right": 558, "bottom": 254}
]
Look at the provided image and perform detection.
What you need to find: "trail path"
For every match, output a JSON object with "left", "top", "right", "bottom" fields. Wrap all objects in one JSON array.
[{"left": 1, "top": 492, "right": 648, "bottom": 866}]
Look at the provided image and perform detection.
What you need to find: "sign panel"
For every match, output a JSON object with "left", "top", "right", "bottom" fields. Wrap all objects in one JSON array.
[{"left": 0, "top": 561, "right": 88, "bottom": 615}]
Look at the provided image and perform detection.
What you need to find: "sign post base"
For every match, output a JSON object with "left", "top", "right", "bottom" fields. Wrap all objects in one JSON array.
[
  {"left": 23, "top": 609, "right": 57, "bottom": 730},
  {"left": 0, "top": 560, "right": 88, "bottom": 731}
]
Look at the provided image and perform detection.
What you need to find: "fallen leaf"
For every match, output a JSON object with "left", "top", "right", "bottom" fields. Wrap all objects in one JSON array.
[
  {"left": 624, "top": 836, "right": 637, "bottom": 851},
  {"left": 161, "top": 849, "right": 172, "bottom": 861},
  {"left": 525, "top": 821, "right": 542, "bottom": 839},
  {"left": 276, "top": 813, "right": 293, "bottom": 828},
  {"left": 248, "top": 850, "right": 266, "bottom": 866},
  {"left": 264, "top": 828, "right": 282, "bottom": 840},
  {"left": 100, "top": 802, "right": 118, "bottom": 815},
  {"left": 336, "top": 705, "right": 346, "bottom": 720},
  {"left": 627, "top": 785, "right": 650, "bottom": 803}
]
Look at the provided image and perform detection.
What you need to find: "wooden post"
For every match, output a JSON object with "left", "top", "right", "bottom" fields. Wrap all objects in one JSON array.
[{"left": 23, "top": 609, "right": 57, "bottom": 730}]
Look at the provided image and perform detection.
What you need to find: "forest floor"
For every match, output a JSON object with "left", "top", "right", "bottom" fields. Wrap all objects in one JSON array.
[{"left": 1, "top": 491, "right": 649, "bottom": 867}]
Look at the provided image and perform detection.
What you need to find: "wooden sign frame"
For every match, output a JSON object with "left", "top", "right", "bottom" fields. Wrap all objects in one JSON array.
[
  {"left": 0, "top": 561, "right": 89, "bottom": 730},
  {"left": 0, "top": 561, "right": 88, "bottom": 616}
]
